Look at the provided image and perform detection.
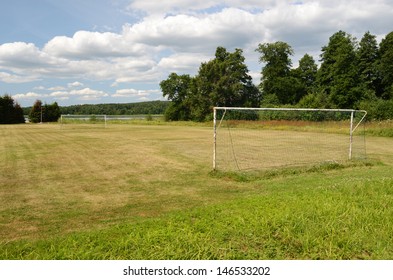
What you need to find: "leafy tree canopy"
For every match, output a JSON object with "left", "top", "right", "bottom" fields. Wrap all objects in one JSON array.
[{"left": 161, "top": 47, "right": 260, "bottom": 121}]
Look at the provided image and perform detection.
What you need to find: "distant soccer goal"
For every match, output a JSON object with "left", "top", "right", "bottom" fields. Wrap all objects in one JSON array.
[
  {"left": 213, "top": 107, "right": 367, "bottom": 171},
  {"left": 60, "top": 115, "right": 107, "bottom": 128},
  {"left": 60, "top": 114, "right": 163, "bottom": 128}
]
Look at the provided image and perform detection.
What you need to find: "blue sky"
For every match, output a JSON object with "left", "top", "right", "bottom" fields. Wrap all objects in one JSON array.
[
  {"left": 2, "top": 1, "right": 116, "bottom": 45},
  {"left": 1, "top": 0, "right": 393, "bottom": 107}
]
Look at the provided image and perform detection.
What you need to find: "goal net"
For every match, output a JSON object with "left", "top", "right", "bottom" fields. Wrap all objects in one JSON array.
[{"left": 213, "top": 107, "right": 367, "bottom": 171}]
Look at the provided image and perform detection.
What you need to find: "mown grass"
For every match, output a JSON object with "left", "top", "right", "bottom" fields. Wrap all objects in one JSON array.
[{"left": 1, "top": 122, "right": 393, "bottom": 259}]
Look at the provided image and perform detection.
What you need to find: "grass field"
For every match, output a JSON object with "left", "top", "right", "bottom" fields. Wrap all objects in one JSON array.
[{"left": 1, "top": 122, "right": 393, "bottom": 259}]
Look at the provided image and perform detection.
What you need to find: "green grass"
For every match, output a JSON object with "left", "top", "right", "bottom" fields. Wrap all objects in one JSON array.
[{"left": 1, "top": 123, "right": 393, "bottom": 259}]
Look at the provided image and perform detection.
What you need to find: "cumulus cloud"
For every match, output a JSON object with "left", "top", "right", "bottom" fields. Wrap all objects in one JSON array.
[
  {"left": 113, "top": 88, "right": 160, "bottom": 98},
  {"left": 0, "top": 71, "right": 38, "bottom": 83},
  {"left": 124, "top": 8, "right": 263, "bottom": 52},
  {"left": 0, "top": 42, "right": 46, "bottom": 68},
  {"left": 43, "top": 31, "right": 147, "bottom": 59},
  {"left": 157, "top": 53, "right": 208, "bottom": 74},
  {"left": 68, "top": 81, "right": 84, "bottom": 88},
  {"left": 12, "top": 92, "right": 46, "bottom": 100},
  {"left": 49, "top": 87, "right": 109, "bottom": 101}
]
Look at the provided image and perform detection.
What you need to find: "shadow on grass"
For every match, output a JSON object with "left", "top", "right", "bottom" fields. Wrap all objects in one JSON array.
[{"left": 209, "top": 159, "right": 381, "bottom": 182}]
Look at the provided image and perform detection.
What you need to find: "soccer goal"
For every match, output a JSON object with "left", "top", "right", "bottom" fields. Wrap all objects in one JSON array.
[
  {"left": 60, "top": 114, "right": 107, "bottom": 128},
  {"left": 213, "top": 107, "right": 367, "bottom": 171}
]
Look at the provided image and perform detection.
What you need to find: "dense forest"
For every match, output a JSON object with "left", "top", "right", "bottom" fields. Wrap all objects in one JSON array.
[{"left": 161, "top": 30, "right": 393, "bottom": 121}]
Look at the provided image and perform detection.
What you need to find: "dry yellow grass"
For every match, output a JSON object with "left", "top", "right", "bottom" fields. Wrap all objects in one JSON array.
[{"left": 0, "top": 124, "right": 212, "bottom": 241}]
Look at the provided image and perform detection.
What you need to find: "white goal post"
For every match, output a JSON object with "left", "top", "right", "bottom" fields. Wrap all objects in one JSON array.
[
  {"left": 213, "top": 107, "right": 367, "bottom": 171},
  {"left": 60, "top": 114, "right": 107, "bottom": 128}
]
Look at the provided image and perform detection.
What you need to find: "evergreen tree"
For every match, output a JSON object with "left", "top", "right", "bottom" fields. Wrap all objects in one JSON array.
[
  {"left": 29, "top": 100, "right": 43, "bottom": 123},
  {"left": 378, "top": 31, "right": 393, "bottom": 99},
  {"left": 256, "top": 41, "right": 296, "bottom": 104},
  {"left": 0, "top": 95, "right": 25, "bottom": 124},
  {"left": 296, "top": 54, "right": 318, "bottom": 91},
  {"left": 317, "top": 31, "right": 361, "bottom": 108},
  {"left": 357, "top": 31, "right": 382, "bottom": 98},
  {"left": 45, "top": 102, "right": 61, "bottom": 122},
  {"left": 291, "top": 54, "right": 318, "bottom": 103}
]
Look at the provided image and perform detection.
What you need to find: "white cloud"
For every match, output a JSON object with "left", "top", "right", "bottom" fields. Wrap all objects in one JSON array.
[
  {"left": 70, "top": 88, "right": 108, "bottom": 97},
  {"left": 43, "top": 31, "right": 145, "bottom": 59},
  {"left": 48, "top": 86, "right": 66, "bottom": 91},
  {"left": 12, "top": 92, "right": 46, "bottom": 100},
  {"left": 68, "top": 81, "right": 84, "bottom": 88},
  {"left": 157, "top": 53, "right": 208, "bottom": 74},
  {"left": 127, "top": 0, "right": 277, "bottom": 16},
  {"left": 0, "top": 42, "right": 43, "bottom": 67},
  {"left": 113, "top": 88, "right": 160, "bottom": 98},
  {"left": 125, "top": 8, "right": 262, "bottom": 52},
  {"left": 0, "top": 71, "right": 38, "bottom": 83},
  {"left": 49, "top": 88, "right": 109, "bottom": 101}
]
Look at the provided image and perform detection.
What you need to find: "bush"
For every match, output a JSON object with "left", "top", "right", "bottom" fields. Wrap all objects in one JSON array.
[{"left": 358, "top": 99, "right": 393, "bottom": 120}]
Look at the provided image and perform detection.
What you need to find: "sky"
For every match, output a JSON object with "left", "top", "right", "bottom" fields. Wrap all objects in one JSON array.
[{"left": 1, "top": 0, "right": 393, "bottom": 107}]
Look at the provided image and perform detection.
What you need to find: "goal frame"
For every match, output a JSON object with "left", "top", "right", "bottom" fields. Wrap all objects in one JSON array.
[
  {"left": 213, "top": 107, "right": 367, "bottom": 170},
  {"left": 60, "top": 114, "right": 107, "bottom": 128}
]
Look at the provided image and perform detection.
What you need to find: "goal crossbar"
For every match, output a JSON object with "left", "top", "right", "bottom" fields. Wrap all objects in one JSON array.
[{"left": 213, "top": 107, "right": 367, "bottom": 170}]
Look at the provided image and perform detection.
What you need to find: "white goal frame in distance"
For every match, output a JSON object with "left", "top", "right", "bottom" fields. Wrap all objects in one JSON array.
[
  {"left": 60, "top": 114, "right": 107, "bottom": 128},
  {"left": 213, "top": 107, "right": 367, "bottom": 170}
]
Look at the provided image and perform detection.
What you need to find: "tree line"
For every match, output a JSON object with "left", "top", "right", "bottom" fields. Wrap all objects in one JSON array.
[
  {"left": 1, "top": 99, "right": 169, "bottom": 124},
  {"left": 1, "top": 95, "right": 62, "bottom": 124},
  {"left": 58, "top": 100, "right": 169, "bottom": 115},
  {"left": 161, "top": 30, "right": 393, "bottom": 121}
]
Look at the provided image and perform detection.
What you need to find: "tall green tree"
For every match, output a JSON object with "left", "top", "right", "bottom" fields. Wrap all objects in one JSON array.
[
  {"left": 160, "top": 73, "right": 194, "bottom": 121},
  {"left": 29, "top": 100, "right": 43, "bottom": 123},
  {"left": 291, "top": 54, "right": 318, "bottom": 103},
  {"left": 317, "top": 30, "right": 360, "bottom": 108},
  {"left": 296, "top": 54, "right": 318, "bottom": 91},
  {"left": 45, "top": 102, "right": 61, "bottom": 122},
  {"left": 378, "top": 31, "right": 393, "bottom": 99},
  {"left": 161, "top": 47, "right": 260, "bottom": 121},
  {"left": 192, "top": 47, "right": 260, "bottom": 120},
  {"left": 0, "top": 95, "right": 25, "bottom": 124},
  {"left": 357, "top": 31, "right": 381, "bottom": 98},
  {"left": 256, "top": 41, "right": 297, "bottom": 104}
]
